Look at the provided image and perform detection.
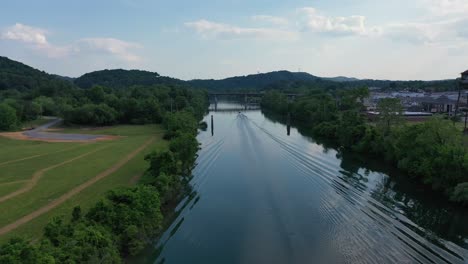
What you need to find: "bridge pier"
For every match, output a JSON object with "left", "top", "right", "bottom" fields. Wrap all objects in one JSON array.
[{"left": 211, "top": 115, "right": 214, "bottom": 136}]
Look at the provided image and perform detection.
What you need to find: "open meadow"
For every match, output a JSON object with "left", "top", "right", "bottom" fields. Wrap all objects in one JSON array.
[{"left": 0, "top": 124, "right": 167, "bottom": 242}]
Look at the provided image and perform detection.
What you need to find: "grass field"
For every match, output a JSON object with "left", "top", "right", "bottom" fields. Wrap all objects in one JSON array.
[{"left": 0, "top": 125, "right": 167, "bottom": 243}]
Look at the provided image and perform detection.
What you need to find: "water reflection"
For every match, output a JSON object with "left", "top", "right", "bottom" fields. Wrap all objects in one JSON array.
[{"left": 145, "top": 102, "right": 468, "bottom": 264}]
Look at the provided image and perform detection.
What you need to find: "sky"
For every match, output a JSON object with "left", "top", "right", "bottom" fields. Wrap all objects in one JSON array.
[{"left": 0, "top": 0, "right": 467, "bottom": 80}]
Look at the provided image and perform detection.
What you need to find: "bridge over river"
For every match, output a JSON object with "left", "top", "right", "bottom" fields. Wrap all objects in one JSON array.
[{"left": 208, "top": 92, "right": 301, "bottom": 111}]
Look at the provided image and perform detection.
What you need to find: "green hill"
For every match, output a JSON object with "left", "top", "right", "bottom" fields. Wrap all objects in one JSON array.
[
  {"left": 188, "top": 70, "right": 321, "bottom": 91},
  {"left": 74, "top": 69, "right": 184, "bottom": 89},
  {"left": 0, "top": 56, "right": 75, "bottom": 95}
]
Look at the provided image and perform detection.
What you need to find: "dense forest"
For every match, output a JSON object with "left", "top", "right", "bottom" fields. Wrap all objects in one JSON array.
[
  {"left": 188, "top": 70, "right": 458, "bottom": 92},
  {"left": 74, "top": 69, "right": 185, "bottom": 89},
  {"left": 262, "top": 89, "right": 468, "bottom": 204}
]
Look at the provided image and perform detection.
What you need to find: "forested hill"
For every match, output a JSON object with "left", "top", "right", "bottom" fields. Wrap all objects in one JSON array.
[
  {"left": 0, "top": 56, "right": 75, "bottom": 95},
  {"left": 188, "top": 71, "right": 458, "bottom": 92},
  {"left": 188, "top": 71, "right": 321, "bottom": 91},
  {"left": 74, "top": 69, "right": 185, "bottom": 89},
  {"left": 0, "top": 56, "right": 460, "bottom": 92}
]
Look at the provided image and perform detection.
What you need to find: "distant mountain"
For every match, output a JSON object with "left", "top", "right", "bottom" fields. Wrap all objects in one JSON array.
[
  {"left": 0, "top": 56, "right": 75, "bottom": 94},
  {"left": 324, "top": 76, "right": 360, "bottom": 82},
  {"left": 188, "top": 71, "right": 321, "bottom": 91},
  {"left": 0, "top": 56, "right": 460, "bottom": 93},
  {"left": 74, "top": 69, "right": 185, "bottom": 89}
]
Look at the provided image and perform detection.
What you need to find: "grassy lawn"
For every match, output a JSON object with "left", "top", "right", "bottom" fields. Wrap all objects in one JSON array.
[{"left": 0, "top": 124, "right": 167, "bottom": 243}]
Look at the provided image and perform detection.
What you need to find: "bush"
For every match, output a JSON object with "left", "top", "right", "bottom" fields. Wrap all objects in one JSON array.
[
  {"left": 0, "top": 103, "right": 17, "bottom": 131},
  {"left": 65, "top": 104, "right": 117, "bottom": 126},
  {"left": 451, "top": 182, "right": 468, "bottom": 204}
]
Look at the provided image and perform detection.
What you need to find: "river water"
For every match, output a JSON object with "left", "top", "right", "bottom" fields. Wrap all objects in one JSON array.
[{"left": 147, "top": 102, "right": 468, "bottom": 264}]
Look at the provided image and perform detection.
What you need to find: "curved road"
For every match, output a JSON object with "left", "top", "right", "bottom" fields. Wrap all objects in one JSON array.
[{"left": 22, "top": 118, "right": 105, "bottom": 141}]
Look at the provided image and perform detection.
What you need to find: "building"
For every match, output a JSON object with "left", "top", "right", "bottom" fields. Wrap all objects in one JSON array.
[
  {"left": 416, "top": 96, "right": 458, "bottom": 114},
  {"left": 462, "top": 70, "right": 468, "bottom": 82}
]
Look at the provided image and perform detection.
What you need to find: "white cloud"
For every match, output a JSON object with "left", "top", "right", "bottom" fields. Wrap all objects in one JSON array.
[
  {"left": 184, "top": 19, "right": 298, "bottom": 40},
  {"left": 1, "top": 23, "right": 142, "bottom": 62},
  {"left": 2, "top": 23, "right": 48, "bottom": 45},
  {"left": 252, "top": 15, "right": 289, "bottom": 26},
  {"left": 1, "top": 23, "right": 69, "bottom": 58},
  {"left": 423, "top": 0, "right": 468, "bottom": 16},
  {"left": 299, "top": 7, "right": 379, "bottom": 36},
  {"left": 383, "top": 17, "right": 468, "bottom": 46},
  {"left": 77, "top": 38, "right": 142, "bottom": 62}
]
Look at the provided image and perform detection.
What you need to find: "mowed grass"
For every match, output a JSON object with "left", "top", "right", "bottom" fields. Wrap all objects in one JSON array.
[{"left": 0, "top": 124, "right": 167, "bottom": 243}]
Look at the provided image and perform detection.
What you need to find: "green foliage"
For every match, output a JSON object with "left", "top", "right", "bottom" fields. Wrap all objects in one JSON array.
[
  {"left": 74, "top": 69, "right": 185, "bottom": 89},
  {"left": 0, "top": 103, "right": 18, "bottom": 131},
  {"left": 376, "top": 98, "right": 404, "bottom": 134},
  {"left": 65, "top": 104, "right": 118, "bottom": 126},
  {"left": 42, "top": 218, "right": 121, "bottom": 263},
  {"left": 451, "top": 183, "right": 468, "bottom": 204},
  {"left": 263, "top": 87, "right": 468, "bottom": 204},
  {"left": 169, "top": 133, "right": 199, "bottom": 172},
  {"left": 164, "top": 111, "right": 198, "bottom": 139},
  {"left": 0, "top": 56, "right": 75, "bottom": 96},
  {"left": 87, "top": 185, "right": 163, "bottom": 256},
  {"left": 0, "top": 56, "right": 208, "bottom": 261},
  {"left": 393, "top": 118, "right": 468, "bottom": 191},
  {"left": 0, "top": 238, "right": 54, "bottom": 264}
]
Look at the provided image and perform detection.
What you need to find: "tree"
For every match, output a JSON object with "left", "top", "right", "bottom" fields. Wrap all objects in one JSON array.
[
  {"left": 377, "top": 98, "right": 404, "bottom": 134},
  {"left": 0, "top": 103, "right": 17, "bottom": 131},
  {"left": 0, "top": 238, "right": 54, "bottom": 264},
  {"left": 169, "top": 133, "right": 199, "bottom": 172},
  {"left": 87, "top": 85, "right": 106, "bottom": 103}
]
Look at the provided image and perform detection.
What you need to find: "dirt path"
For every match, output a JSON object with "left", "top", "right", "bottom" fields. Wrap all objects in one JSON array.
[
  {"left": 0, "top": 136, "right": 155, "bottom": 236},
  {"left": 0, "top": 180, "right": 29, "bottom": 187},
  {"left": 0, "top": 146, "right": 109, "bottom": 204},
  {"left": 0, "top": 144, "right": 87, "bottom": 167},
  {"left": 0, "top": 118, "right": 120, "bottom": 143}
]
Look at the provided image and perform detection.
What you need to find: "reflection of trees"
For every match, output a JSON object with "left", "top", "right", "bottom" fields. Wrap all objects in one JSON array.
[
  {"left": 371, "top": 175, "right": 468, "bottom": 247},
  {"left": 264, "top": 110, "right": 468, "bottom": 249},
  {"left": 340, "top": 151, "right": 468, "bottom": 248}
]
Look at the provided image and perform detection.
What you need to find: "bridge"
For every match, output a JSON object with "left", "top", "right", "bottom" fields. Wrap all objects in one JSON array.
[{"left": 208, "top": 92, "right": 301, "bottom": 111}]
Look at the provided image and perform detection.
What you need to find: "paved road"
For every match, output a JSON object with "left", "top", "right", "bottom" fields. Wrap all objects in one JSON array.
[{"left": 22, "top": 119, "right": 105, "bottom": 141}]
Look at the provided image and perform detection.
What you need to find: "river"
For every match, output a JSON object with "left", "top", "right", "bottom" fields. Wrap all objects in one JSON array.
[{"left": 144, "top": 102, "right": 468, "bottom": 264}]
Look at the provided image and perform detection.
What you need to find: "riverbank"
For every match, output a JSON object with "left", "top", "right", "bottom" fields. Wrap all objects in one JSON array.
[
  {"left": 0, "top": 107, "right": 208, "bottom": 262},
  {"left": 261, "top": 89, "right": 468, "bottom": 205},
  {"left": 148, "top": 104, "right": 468, "bottom": 263}
]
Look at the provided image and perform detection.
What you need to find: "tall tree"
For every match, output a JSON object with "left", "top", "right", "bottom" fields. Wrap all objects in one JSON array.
[{"left": 377, "top": 98, "right": 404, "bottom": 134}]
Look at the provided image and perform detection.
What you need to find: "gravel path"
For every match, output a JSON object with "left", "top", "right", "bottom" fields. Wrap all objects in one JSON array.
[{"left": 22, "top": 119, "right": 105, "bottom": 141}]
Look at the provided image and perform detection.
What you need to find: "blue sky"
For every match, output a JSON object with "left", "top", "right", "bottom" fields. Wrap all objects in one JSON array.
[{"left": 1, "top": 0, "right": 467, "bottom": 80}]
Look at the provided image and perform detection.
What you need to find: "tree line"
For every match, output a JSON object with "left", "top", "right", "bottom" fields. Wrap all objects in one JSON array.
[{"left": 261, "top": 89, "right": 468, "bottom": 204}]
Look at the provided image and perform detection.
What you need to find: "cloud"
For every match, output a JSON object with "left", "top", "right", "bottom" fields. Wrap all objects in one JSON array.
[
  {"left": 77, "top": 38, "right": 142, "bottom": 62},
  {"left": 252, "top": 15, "right": 289, "bottom": 26},
  {"left": 2, "top": 23, "right": 48, "bottom": 45},
  {"left": 1, "top": 23, "right": 69, "bottom": 57},
  {"left": 423, "top": 0, "right": 468, "bottom": 16},
  {"left": 299, "top": 7, "right": 379, "bottom": 36},
  {"left": 382, "top": 17, "right": 468, "bottom": 46},
  {"left": 184, "top": 19, "right": 298, "bottom": 40},
  {"left": 1, "top": 23, "right": 142, "bottom": 62}
]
